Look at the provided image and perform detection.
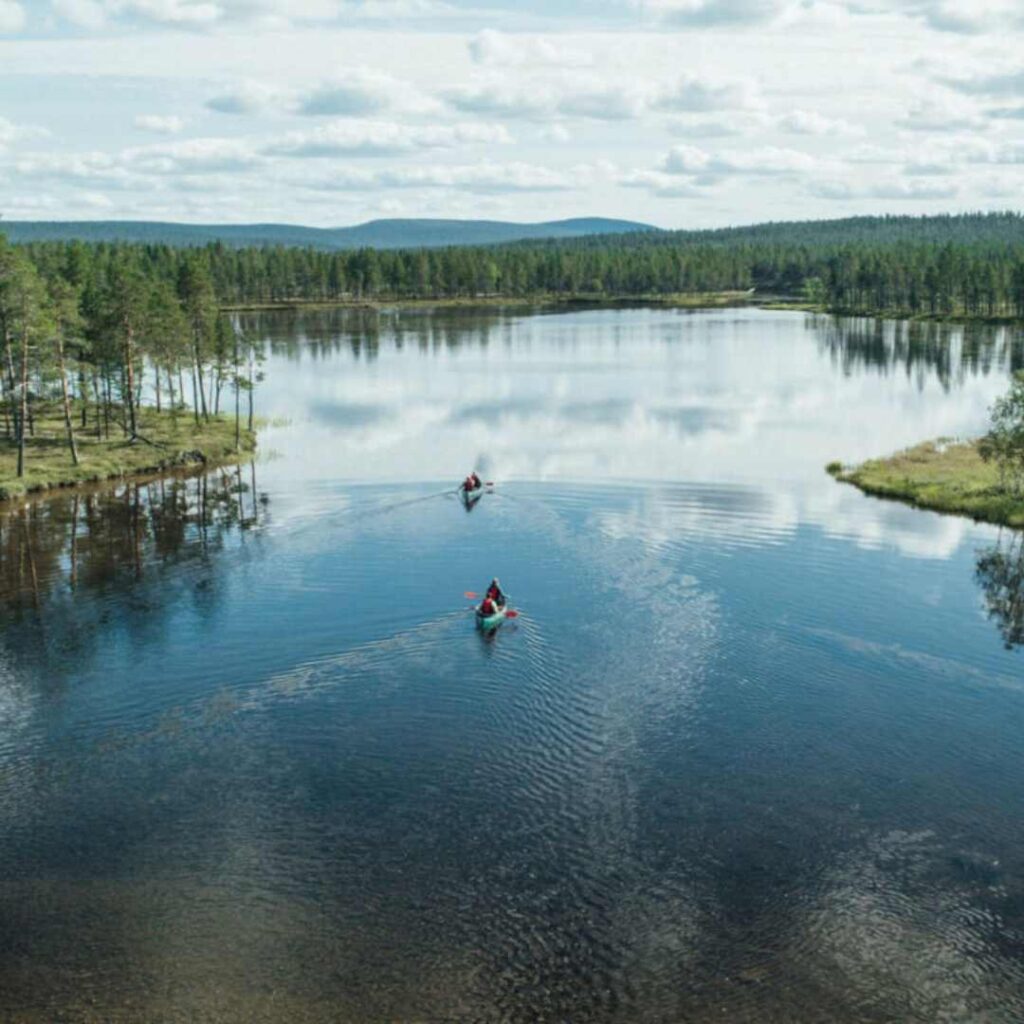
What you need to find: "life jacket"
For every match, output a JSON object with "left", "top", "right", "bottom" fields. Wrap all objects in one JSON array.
[
  {"left": 486, "top": 585, "right": 501, "bottom": 602},
  {"left": 480, "top": 597, "right": 496, "bottom": 615}
]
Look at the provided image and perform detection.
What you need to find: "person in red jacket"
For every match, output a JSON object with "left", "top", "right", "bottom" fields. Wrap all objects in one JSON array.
[
  {"left": 485, "top": 578, "right": 505, "bottom": 605},
  {"left": 479, "top": 595, "right": 498, "bottom": 616}
]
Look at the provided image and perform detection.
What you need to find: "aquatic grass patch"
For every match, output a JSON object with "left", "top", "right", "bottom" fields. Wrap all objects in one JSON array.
[
  {"left": 0, "top": 402, "right": 256, "bottom": 503},
  {"left": 834, "top": 439, "right": 1024, "bottom": 529}
]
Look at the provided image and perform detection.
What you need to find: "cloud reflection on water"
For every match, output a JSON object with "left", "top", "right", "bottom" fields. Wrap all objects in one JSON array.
[{"left": 253, "top": 306, "right": 1021, "bottom": 561}]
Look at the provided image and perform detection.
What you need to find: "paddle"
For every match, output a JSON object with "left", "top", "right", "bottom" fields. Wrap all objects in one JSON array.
[{"left": 464, "top": 591, "right": 478, "bottom": 599}]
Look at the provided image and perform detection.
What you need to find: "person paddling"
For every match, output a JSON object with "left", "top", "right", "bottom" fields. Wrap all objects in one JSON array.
[
  {"left": 464, "top": 471, "right": 482, "bottom": 492},
  {"left": 486, "top": 577, "right": 505, "bottom": 606},
  {"left": 480, "top": 594, "right": 498, "bottom": 616}
]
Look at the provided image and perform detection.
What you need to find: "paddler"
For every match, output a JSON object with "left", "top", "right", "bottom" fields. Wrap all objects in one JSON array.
[{"left": 486, "top": 577, "right": 505, "bottom": 606}]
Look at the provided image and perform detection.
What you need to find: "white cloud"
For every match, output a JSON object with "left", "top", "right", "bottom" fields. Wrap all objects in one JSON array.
[
  {"left": 468, "top": 29, "right": 593, "bottom": 68},
  {"left": 777, "top": 109, "right": 863, "bottom": 137},
  {"left": 558, "top": 82, "right": 650, "bottom": 121},
  {"left": 52, "top": 0, "right": 106, "bottom": 27},
  {"left": 34, "top": 0, "right": 1024, "bottom": 35},
  {"left": 117, "top": 0, "right": 221, "bottom": 26},
  {"left": 920, "top": 138, "right": 1024, "bottom": 169},
  {"left": 445, "top": 70, "right": 760, "bottom": 124},
  {"left": 133, "top": 113, "right": 187, "bottom": 133},
  {"left": 444, "top": 80, "right": 555, "bottom": 120},
  {"left": 292, "top": 70, "right": 436, "bottom": 117},
  {"left": 810, "top": 177, "right": 959, "bottom": 200},
  {"left": 206, "top": 72, "right": 432, "bottom": 118},
  {"left": 0, "top": 117, "right": 49, "bottom": 146},
  {"left": 846, "top": 135, "right": 1023, "bottom": 176},
  {"left": 848, "top": 0, "right": 1024, "bottom": 33},
  {"left": 301, "top": 160, "right": 578, "bottom": 193},
  {"left": 296, "top": 74, "right": 396, "bottom": 117},
  {"left": 205, "top": 80, "right": 282, "bottom": 114},
  {"left": 639, "top": 0, "right": 789, "bottom": 26},
  {"left": 989, "top": 106, "right": 1024, "bottom": 122},
  {"left": 620, "top": 169, "right": 707, "bottom": 197},
  {"left": 939, "top": 67, "right": 1024, "bottom": 97},
  {"left": 914, "top": 0, "right": 1024, "bottom": 33},
  {"left": 264, "top": 120, "right": 511, "bottom": 158},
  {"left": 653, "top": 73, "right": 762, "bottom": 113},
  {"left": 14, "top": 151, "right": 136, "bottom": 189},
  {"left": 47, "top": 0, "right": 452, "bottom": 31},
  {"left": 666, "top": 112, "right": 771, "bottom": 137},
  {"left": 662, "top": 143, "right": 822, "bottom": 176},
  {"left": 0, "top": 0, "right": 24, "bottom": 32},
  {"left": 123, "top": 136, "right": 261, "bottom": 173},
  {"left": 973, "top": 173, "right": 1024, "bottom": 198},
  {"left": 539, "top": 123, "right": 571, "bottom": 143},
  {"left": 80, "top": 190, "right": 115, "bottom": 208},
  {"left": 897, "top": 97, "right": 987, "bottom": 132},
  {"left": 624, "top": 141, "right": 829, "bottom": 197}
]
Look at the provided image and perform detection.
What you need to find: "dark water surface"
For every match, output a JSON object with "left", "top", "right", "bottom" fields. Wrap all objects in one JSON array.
[{"left": 2, "top": 308, "right": 1023, "bottom": 1022}]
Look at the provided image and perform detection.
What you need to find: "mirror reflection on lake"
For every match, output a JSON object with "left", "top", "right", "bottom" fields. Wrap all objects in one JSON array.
[{"left": 1, "top": 307, "right": 1022, "bottom": 1023}]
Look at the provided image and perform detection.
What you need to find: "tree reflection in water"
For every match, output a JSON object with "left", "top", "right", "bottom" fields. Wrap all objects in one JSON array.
[
  {"left": 0, "top": 463, "right": 265, "bottom": 662},
  {"left": 975, "top": 531, "right": 1024, "bottom": 650},
  {"left": 817, "top": 316, "right": 1024, "bottom": 392}
]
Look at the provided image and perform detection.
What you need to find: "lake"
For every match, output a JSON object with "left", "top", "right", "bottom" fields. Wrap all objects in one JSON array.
[{"left": 1, "top": 307, "right": 1023, "bottom": 1022}]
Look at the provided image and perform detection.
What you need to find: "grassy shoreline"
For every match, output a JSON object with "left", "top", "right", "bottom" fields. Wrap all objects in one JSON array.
[
  {"left": 764, "top": 300, "right": 1024, "bottom": 326},
  {"left": 221, "top": 293, "right": 1024, "bottom": 326},
  {"left": 830, "top": 439, "right": 1024, "bottom": 529},
  {"left": 220, "top": 291, "right": 760, "bottom": 313},
  {"left": 0, "top": 403, "right": 256, "bottom": 504}
]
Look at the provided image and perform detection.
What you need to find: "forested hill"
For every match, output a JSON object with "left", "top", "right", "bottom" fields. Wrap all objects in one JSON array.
[
  {"left": 672, "top": 212, "right": 1024, "bottom": 248},
  {"left": 7, "top": 211, "right": 1023, "bottom": 253},
  {"left": 555, "top": 212, "right": 1024, "bottom": 251},
  {"left": 0, "top": 217, "right": 656, "bottom": 250},
  {"left": 9, "top": 210, "right": 1024, "bottom": 320}
]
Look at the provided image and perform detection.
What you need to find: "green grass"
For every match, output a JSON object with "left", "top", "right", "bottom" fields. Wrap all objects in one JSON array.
[
  {"left": 220, "top": 290, "right": 759, "bottom": 313},
  {"left": 760, "top": 301, "right": 823, "bottom": 313},
  {"left": 0, "top": 402, "right": 256, "bottom": 502},
  {"left": 833, "top": 438, "right": 1024, "bottom": 528}
]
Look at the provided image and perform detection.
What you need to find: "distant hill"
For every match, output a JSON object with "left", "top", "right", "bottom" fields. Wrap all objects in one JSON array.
[
  {"left": 1, "top": 217, "right": 658, "bottom": 250},
  {"left": 654, "top": 212, "right": 1024, "bottom": 248}
]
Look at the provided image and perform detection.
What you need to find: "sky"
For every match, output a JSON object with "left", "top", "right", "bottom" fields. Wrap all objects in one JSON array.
[{"left": 0, "top": 0, "right": 1022, "bottom": 228}]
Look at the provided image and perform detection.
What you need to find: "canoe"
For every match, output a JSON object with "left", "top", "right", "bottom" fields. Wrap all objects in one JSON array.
[
  {"left": 461, "top": 485, "right": 484, "bottom": 503},
  {"left": 476, "top": 603, "right": 509, "bottom": 630}
]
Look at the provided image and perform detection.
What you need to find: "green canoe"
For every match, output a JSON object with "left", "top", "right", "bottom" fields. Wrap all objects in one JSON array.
[
  {"left": 476, "top": 603, "right": 509, "bottom": 630},
  {"left": 461, "top": 484, "right": 484, "bottom": 503}
]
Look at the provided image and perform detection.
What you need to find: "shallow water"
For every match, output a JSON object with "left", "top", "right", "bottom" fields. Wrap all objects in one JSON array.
[{"left": 1, "top": 307, "right": 1023, "bottom": 1022}]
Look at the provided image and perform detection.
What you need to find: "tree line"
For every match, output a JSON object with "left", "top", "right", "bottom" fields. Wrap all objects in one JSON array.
[
  {"left": 5, "top": 211, "right": 1024, "bottom": 481},
  {"left": 0, "top": 233, "right": 261, "bottom": 479},
  {"left": 12, "top": 212, "right": 1024, "bottom": 318}
]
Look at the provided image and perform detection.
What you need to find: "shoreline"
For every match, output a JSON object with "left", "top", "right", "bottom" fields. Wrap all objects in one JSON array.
[
  {"left": 830, "top": 439, "right": 1024, "bottom": 530},
  {"left": 764, "top": 300, "right": 1024, "bottom": 327},
  {"left": 0, "top": 404, "right": 256, "bottom": 506},
  {"left": 221, "top": 293, "right": 1024, "bottom": 327},
  {"left": 220, "top": 291, "right": 761, "bottom": 313}
]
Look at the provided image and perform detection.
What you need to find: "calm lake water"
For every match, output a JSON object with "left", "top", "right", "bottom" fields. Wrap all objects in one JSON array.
[{"left": 2, "top": 307, "right": 1023, "bottom": 1022}]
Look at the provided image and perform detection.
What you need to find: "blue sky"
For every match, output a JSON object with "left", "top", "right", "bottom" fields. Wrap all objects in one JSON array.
[{"left": 0, "top": 0, "right": 1022, "bottom": 227}]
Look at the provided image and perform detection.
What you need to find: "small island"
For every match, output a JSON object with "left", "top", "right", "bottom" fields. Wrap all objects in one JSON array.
[{"left": 830, "top": 372, "right": 1024, "bottom": 529}]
